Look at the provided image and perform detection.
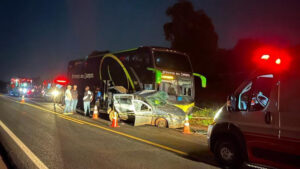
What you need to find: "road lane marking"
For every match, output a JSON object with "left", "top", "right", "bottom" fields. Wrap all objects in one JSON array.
[
  {"left": 81, "top": 120, "right": 189, "bottom": 156},
  {"left": 0, "top": 95, "right": 189, "bottom": 156},
  {"left": 0, "top": 120, "right": 49, "bottom": 169},
  {"left": 58, "top": 115, "right": 84, "bottom": 124}
]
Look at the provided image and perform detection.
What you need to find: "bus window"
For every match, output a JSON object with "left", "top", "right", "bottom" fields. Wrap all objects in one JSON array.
[{"left": 154, "top": 51, "right": 192, "bottom": 73}]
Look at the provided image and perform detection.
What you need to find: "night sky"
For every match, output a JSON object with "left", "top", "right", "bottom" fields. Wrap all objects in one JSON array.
[{"left": 0, "top": 0, "right": 299, "bottom": 81}]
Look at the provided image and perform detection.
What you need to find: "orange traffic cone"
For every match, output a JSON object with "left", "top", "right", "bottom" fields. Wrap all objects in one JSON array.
[
  {"left": 110, "top": 110, "right": 120, "bottom": 128},
  {"left": 183, "top": 114, "right": 191, "bottom": 134},
  {"left": 20, "top": 95, "right": 25, "bottom": 103},
  {"left": 92, "top": 105, "right": 98, "bottom": 119}
]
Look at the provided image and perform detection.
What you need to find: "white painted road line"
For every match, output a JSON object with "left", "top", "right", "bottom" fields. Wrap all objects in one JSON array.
[{"left": 0, "top": 120, "right": 48, "bottom": 169}]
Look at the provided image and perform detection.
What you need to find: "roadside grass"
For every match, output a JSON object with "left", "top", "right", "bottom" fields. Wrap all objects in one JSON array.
[{"left": 189, "top": 106, "right": 221, "bottom": 127}]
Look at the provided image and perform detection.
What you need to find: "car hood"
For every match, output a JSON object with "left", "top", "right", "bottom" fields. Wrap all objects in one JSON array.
[{"left": 154, "top": 104, "right": 185, "bottom": 117}]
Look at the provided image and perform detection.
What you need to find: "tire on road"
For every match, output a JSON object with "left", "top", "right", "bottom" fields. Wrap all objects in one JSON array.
[
  {"left": 214, "top": 137, "right": 243, "bottom": 169},
  {"left": 109, "top": 110, "right": 119, "bottom": 122},
  {"left": 155, "top": 118, "right": 168, "bottom": 128}
]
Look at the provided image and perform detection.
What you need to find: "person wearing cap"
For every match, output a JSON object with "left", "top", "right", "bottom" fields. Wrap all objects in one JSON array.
[{"left": 64, "top": 85, "right": 72, "bottom": 114}]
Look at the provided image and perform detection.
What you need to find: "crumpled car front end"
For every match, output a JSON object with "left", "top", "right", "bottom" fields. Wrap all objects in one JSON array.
[{"left": 154, "top": 104, "right": 186, "bottom": 128}]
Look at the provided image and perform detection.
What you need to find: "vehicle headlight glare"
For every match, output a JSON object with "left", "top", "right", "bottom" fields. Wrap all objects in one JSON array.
[
  {"left": 214, "top": 107, "right": 223, "bottom": 121},
  {"left": 52, "top": 90, "right": 59, "bottom": 97}
]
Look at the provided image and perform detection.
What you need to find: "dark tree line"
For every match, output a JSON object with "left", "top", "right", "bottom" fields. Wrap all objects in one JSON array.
[
  {"left": 164, "top": 1, "right": 218, "bottom": 75},
  {"left": 0, "top": 80, "right": 8, "bottom": 93}
]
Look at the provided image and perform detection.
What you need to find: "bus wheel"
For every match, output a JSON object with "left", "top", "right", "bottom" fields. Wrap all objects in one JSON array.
[
  {"left": 214, "top": 137, "right": 242, "bottom": 168},
  {"left": 156, "top": 118, "right": 167, "bottom": 128}
]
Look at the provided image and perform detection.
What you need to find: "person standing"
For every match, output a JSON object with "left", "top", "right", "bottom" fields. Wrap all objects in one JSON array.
[
  {"left": 95, "top": 87, "right": 101, "bottom": 108},
  {"left": 83, "top": 86, "right": 93, "bottom": 116},
  {"left": 71, "top": 85, "right": 78, "bottom": 114},
  {"left": 64, "top": 85, "right": 72, "bottom": 114}
]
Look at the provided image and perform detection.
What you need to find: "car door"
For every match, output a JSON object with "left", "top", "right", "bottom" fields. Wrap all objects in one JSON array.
[
  {"left": 237, "top": 74, "right": 280, "bottom": 166},
  {"left": 113, "top": 94, "right": 134, "bottom": 117},
  {"left": 277, "top": 73, "right": 300, "bottom": 168},
  {"left": 133, "top": 100, "right": 153, "bottom": 126}
]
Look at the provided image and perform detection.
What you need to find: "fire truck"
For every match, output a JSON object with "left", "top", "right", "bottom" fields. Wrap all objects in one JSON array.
[
  {"left": 8, "top": 78, "right": 35, "bottom": 97},
  {"left": 207, "top": 47, "right": 300, "bottom": 169}
]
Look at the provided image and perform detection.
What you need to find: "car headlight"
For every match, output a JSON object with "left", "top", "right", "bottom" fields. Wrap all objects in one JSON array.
[
  {"left": 52, "top": 90, "right": 59, "bottom": 97},
  {"left": 31, "top": 89, "right": 35, "bottom": 92},
  {"left": 19, "top": 88, "right": 22, "bottom": 92},
  {"left": 23, "top": 89, "right": 27, "bottom": 93},
  {"left": 213, "top": 107, "right": 223, "bottom": 121}
]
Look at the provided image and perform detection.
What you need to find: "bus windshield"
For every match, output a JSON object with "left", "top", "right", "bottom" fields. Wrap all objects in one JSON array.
[{"left": 154, "top": 51, "right": 192, "bottom": 72}]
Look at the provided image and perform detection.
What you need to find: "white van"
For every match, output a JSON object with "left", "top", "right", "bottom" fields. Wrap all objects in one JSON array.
[{"left": 207, "top": 61, "right": 300, "bottom": 168}]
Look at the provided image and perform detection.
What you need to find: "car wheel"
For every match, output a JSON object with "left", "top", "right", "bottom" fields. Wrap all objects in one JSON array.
[
  {"left": 156, "top": 118, "right": 167, "bottom": 128},
  {"left": 109, "top": 110, "right": 114, "bottom": 121},
  {"left": 109, "top": 110, "right": 119, "bottom": 122},
  {"left": 214, "top": 137, "right": 243, "bottom": 169}
]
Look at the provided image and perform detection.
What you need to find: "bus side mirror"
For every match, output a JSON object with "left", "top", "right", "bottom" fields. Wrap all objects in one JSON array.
[{"left": 227, "top": 94, "right": 237, "bottom": 112}]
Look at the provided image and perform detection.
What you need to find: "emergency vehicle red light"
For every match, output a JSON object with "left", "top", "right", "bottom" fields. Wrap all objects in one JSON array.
[
  {"left": 54, "top": 76, "right": 69, "bottom": 85},
  {"left": 275, "top": 58, "right": 281, "bottom": 65},
  {"left": 261, "top": 54, "right": 270, "bottom": 60},
  {"left": 253, "top": 46, "right": 291, "bottom": 72}
]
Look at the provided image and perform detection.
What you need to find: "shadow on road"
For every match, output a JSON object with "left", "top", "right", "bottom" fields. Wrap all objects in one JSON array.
[{"left": 0, "top": 142, "right": 16, "bottom": 169}]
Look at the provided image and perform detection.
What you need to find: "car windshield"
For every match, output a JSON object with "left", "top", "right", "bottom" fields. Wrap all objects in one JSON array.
[
  {"left": 154, "top": 51, "right": 192, "bottom": 72},
  {"left": 143, "top": 91, "right": 168, "bottom": 107}
]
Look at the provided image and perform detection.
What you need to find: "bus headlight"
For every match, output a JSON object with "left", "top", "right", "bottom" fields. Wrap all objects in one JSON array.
[{"left": 161, "top": 75, "right": 174, "bottom": 80}]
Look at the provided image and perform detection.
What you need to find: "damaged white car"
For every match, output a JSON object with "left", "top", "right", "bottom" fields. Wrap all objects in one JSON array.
[{"left": 110, "top": 91, "right": 186, "bottom": 128}]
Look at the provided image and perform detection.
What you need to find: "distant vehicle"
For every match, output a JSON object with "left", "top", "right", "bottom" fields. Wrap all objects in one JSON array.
[
  {"left": 207, "top": 48, "right": 300, "bottom": 169},
  {"left": 112, "top": 90, "right": 185, "bottom": 128},
  {"left": 8, "top": 78, "right": 35, "bottom": 97},
  {"left": 42, "top": 82, "right": 65, "bottom": 103},
  {"left": 67, "top": 46, "right": 206, "bottom": 113}
]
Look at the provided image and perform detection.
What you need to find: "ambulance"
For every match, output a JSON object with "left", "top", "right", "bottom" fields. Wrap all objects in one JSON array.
[{"left": 207, "top": 47, "right": 300, "bottom": 169}]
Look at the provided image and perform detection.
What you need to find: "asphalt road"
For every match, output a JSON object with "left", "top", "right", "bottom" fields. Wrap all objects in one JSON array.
[{"left": 0, "top": 95, "right": 219, "bottom": 169}]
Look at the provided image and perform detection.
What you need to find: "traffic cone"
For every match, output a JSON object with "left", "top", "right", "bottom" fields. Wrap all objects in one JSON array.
[
  {"left": 92, "top": 105, "right": 98, "bottom": 119},
  {"left": 183, "top": 114, "right": 191, "bottom": 134},
  {"left": 20, "top": 95, "right": 25, "bottom": 103},
  {"left": 110, "top": 110, "right": 120, "bottom": 128}
]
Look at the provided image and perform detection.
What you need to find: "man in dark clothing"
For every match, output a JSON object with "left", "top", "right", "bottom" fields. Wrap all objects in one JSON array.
[
  {"left": 95, "top": 87, "right": 102, "bottom": 108},
  {"left": 83, "top": 86, "right": 93, "bottom": 116},
  {"left": 71, "top": 85, "right": 78, "bottom": 114}
]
